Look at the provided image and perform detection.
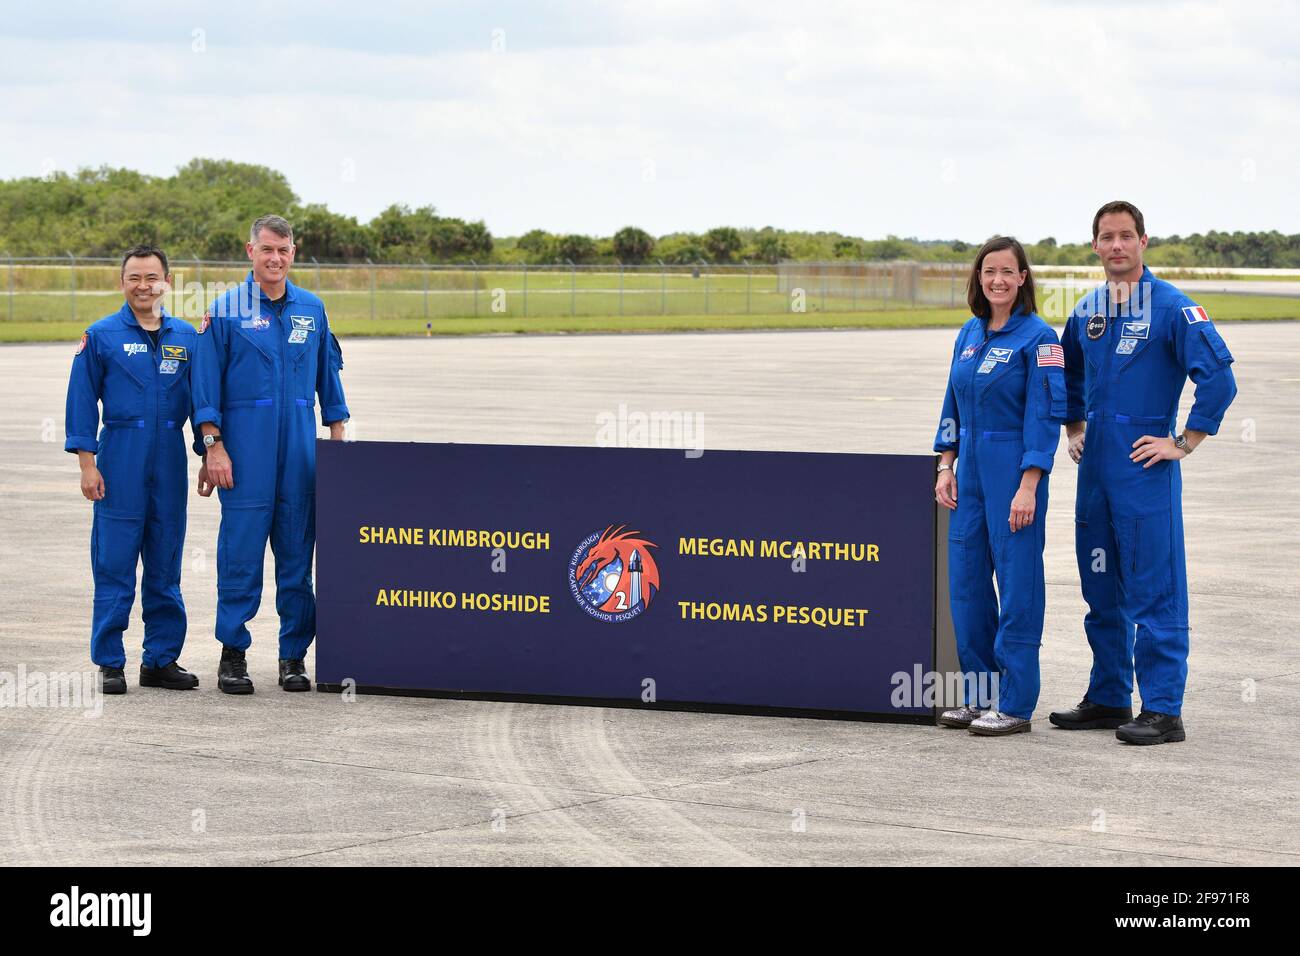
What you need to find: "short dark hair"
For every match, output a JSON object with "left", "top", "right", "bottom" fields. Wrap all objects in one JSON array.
[
  {"left": 120, "top": 244, "right": 169, "bottom": 277},
  {"left": 967, "top": 236, "right": 1036, "bottom": 321},
  {"left": 1092, "top": 200, "right": 1145, "bottom": 240},
  {"left": 250, "top": 214, "right": 294, "bottom": 244}
]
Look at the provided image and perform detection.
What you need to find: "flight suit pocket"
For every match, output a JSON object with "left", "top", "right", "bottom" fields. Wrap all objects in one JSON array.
[
  {"left": 1039, "top": 375, "right": 1066, "bottom": 421},
  {"left": 1199, "top": 325, "right": 1234, "bottom": 367},
  {"left": 1114, "top": 513, "right": 1173, "bottom": 600}
]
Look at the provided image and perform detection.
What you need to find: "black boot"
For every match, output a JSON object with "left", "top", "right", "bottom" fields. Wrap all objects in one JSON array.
[
  {"left": 218, "top": 646, "right": 255, "bottom": 695},
  {"left": 278, "top": 659, "right": 311, "bottom": 692},
  {"left": 99, "top": 665, "right": 127, "bottom": 695},
  {"left": 1048, "top": 697, "right": 1132, "bottom": 730},
  {"left": 140, "top": 660, "right": 199, "bottom": 690},
  {"left": 1116, "top": 711, "right": 1185, "bottom": 745}
]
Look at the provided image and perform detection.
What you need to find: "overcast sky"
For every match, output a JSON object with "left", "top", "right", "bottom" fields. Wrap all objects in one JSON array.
[{"left": 1, "top": 0, "right": 1296, "bottom": 242}]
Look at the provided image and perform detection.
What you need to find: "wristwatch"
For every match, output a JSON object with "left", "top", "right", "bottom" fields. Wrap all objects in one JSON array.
[
  {"left": 1173, "top": 434, "right": 1191, "bottom": 454},
  {"left": 937, "top": 463, "right": 954, "bottom": 474},
  {"left": 203, "top": 433, "right": 222, "bottom": 449}
]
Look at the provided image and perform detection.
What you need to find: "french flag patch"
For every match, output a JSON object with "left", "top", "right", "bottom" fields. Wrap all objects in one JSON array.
[
  {"left": 1037, "top": 343, "right": 1065, "bottom": 368},
  {"left": 1182, "top": 305, "right": 1210, "bottom": 324}
]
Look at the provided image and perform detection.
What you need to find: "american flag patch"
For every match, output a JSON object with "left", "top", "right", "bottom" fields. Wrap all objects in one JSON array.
[
  {"left": 1037, "top": 343, "right": 1064, "bottom": 367},
  {"left": 1182, "top": 305, "right": 1210, "bottom": 324}
]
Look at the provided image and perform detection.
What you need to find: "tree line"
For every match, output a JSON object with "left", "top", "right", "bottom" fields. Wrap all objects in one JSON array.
[{"left": 2, "top": 159, "right": 1298, "bottom": 268}]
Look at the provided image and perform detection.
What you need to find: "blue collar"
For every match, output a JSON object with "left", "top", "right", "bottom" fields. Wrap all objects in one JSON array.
[
  {"left": 983, "top": 306, "right": 1030, "bottom": 336},
  {"left": 117, "top": 301, "right": 179, "bottom": 332},
  {"left": 244, "top": 271, "right": 297, "bottom": 304}
]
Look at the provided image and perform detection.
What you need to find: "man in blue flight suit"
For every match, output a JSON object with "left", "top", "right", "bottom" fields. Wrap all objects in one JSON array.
[
  {"left": 193, "top": 215, "right": 349, "bottom": 694},
  {"left": 65, "top": 245, "right": 204, "bottom": 694},
  {"left": 1051, "top": 201, "right": 1237, "bottom": 744}
]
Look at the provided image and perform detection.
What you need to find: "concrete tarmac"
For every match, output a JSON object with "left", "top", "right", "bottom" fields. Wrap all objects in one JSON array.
[{"left": 1, "top": 322, "right": 1296, "bottom": 866}]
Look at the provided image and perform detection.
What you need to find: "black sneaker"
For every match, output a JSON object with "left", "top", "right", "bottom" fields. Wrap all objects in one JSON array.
[
  {"left": 218, "top": 646, "right": 255, "bottom": 695},
  {"left": 140, "top": 660, "right": 199, "bottom": 690},
  {"left": 1116, "top": 711, "right": 1185, "bottom": 745},
  {"left": 278, "top": 658, "right": 311, "bottom": 692},
  {"left": 1048, "top": 697, "right": 1132, "bottom": 730},
  {"left": 99, "top": 666, "right": 127, "bottom": 695}
]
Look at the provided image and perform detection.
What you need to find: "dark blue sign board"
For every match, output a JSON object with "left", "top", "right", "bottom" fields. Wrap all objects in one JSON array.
[{"left": 316, "top": 441, "right": 939, "bottom": 722}]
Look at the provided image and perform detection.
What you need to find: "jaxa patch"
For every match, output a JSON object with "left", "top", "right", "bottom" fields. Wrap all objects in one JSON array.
[
  {"left": 75, "top": 332, "right": 88, "bottom": 356},
  {"left": 198, "top": 312, "right": 210, "bottom": 334},
  {"left": 959, "top": 343, "right": 979, "bottom": 361},
  {"left": 1121, "top": 322, "right": 1149, "bottom": 340},
  {"left": 288, "top": 328, "right": 309, "bottom": 344},
  {"left": 977, "top": 359, "right": 996, "bottom": 374},
  {"left": 159, "top": 358, "right": 180, "bottom": 375},
  {"left": 162, "top": 345, "right": 188, "bottom": 361},
  {"left": 1116, "top": 337, "right": 1138, "bottom": 355},
  {"left": 291, "top": 315, "right": 316, "bottom": 332},
  {"left": 1182, "top": 305, "right": 1210, "bottom": 324},
  {"left": 985, "top": 347, "right": 1013, "bottom": 363},
  {"left": 1086, "top": 313, "right": 1106, "bottom": 340},
  {"left": 123, "top": 342, "right": 148, "bottom": 355}
]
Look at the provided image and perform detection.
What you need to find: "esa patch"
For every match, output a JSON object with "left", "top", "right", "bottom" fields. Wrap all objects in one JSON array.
[
  {"left": 1182, "top": 305, "right": 1210, "bottom": 324},
  {"left": 123, "top": 342, "right": 148, "bottom": 355},
  {"left": 977, "top": 359, "right": 996, "bottom": 374},
  {"left": 1116, "top": 337, "right": 1138, "bottom": 355},
  {"left": 291, "top": 315, "right": 315, "bottom": 332},
  {"left": 162, "top": 345, "right": 188, "bottom": 361},
  {"left": 288, "top": 328, "right": 309, "bottom": 344},
  {"left": 1121, "top": 322, "right": 1149, "bottom": 340},
  {"left": 1086, "top": 313, "right": 1106, "bottom": 340},
  {"left": 985, "top": 347, "right": 1013, "bottom": 363},
  {"left": 159, "top": 359, "right": 180, "bottom": 375}
]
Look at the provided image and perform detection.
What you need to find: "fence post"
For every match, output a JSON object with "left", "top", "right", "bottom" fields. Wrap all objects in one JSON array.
[
  {"left": 191, "top": 256, "right": 202, "bottom": 315},
  {"left": 700, "top": 259, "right": 709, "bottom": 315},
  {"left": 851, "top": 260, "right": 858, "bottom": 311},
  {"left": 366, "top": 258, "right": 375, "bottom": 321},
  {"left": 950, "top": 266, "right": 956, "bottom": 307},
  {"left": 5, "top": 252, "right": 12, "bottom": 324},
  {"left": 67, "top": 251, "right": 76, "bottom": 324},
  {"left": 821, "top": 261, "right": 828, "bottom": 313},
  {"left": 470, "top": 259, "right": 478, "bottom": 317},
  {"left": 745, "top": 260, "right": 752, "bottom": 314},
  {"left": 618, "top": 260, "right": 624, "bottom": 317},
  {"left": 421, "top": 259, "right": 429, "bottom": 320},
  {"left": 522, "top": 262, "right": 528, "bottom": 317},
  {"left": 659, "top": 259, "right": 666, "bottom": 315},
  {"left": 312, "top": 256, "right": 321, "bottom": 293},
  {"left": 568, "top": 259, "right": 576, "bottom": 316}
]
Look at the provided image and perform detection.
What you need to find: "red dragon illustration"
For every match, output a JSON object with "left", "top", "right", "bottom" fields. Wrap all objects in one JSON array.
[{"left": 573, "top": 525, "right": 661, "bottom": 612}]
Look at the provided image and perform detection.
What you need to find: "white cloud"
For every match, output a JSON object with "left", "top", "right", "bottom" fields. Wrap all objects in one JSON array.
[{"left": 0, "top": 0, "right": 1295, "bottom": 242}]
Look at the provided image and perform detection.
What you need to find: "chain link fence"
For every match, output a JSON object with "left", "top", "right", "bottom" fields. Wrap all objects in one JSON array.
[{"left": 0, "top": 255, "right": 994, "bottom": 326}]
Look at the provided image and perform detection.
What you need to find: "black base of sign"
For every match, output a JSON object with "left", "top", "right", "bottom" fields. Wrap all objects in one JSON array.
[{"left": 315, "top": 682, "right": 936, "bottom": 725}]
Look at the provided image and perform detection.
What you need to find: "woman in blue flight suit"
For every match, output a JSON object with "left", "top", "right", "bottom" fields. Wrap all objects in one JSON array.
[{"left": 932, "top": 237, "right": 1066, "bottom": 735}]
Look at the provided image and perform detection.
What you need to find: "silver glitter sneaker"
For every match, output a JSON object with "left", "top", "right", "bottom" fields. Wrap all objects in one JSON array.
[
  {"left": 938, "top": 704, "right": 987, "bottom": 728},
  {"left": 968, "top": 710, "right": 1032, "bottom": 736}
]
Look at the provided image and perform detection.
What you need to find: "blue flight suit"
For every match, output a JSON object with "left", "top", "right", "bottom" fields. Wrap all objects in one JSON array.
[
  {"left": 934, "top": 309, "right": 1066, "bottom": 719},
  {"left": 64, "top": 304, "right": 202, "bottom": 669},
  {"left": 192, "top": 274, "right": 349, "bottom": 660},
  {"left": 1063, "top": 267, "right": 1236, "bottom": 716}
]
